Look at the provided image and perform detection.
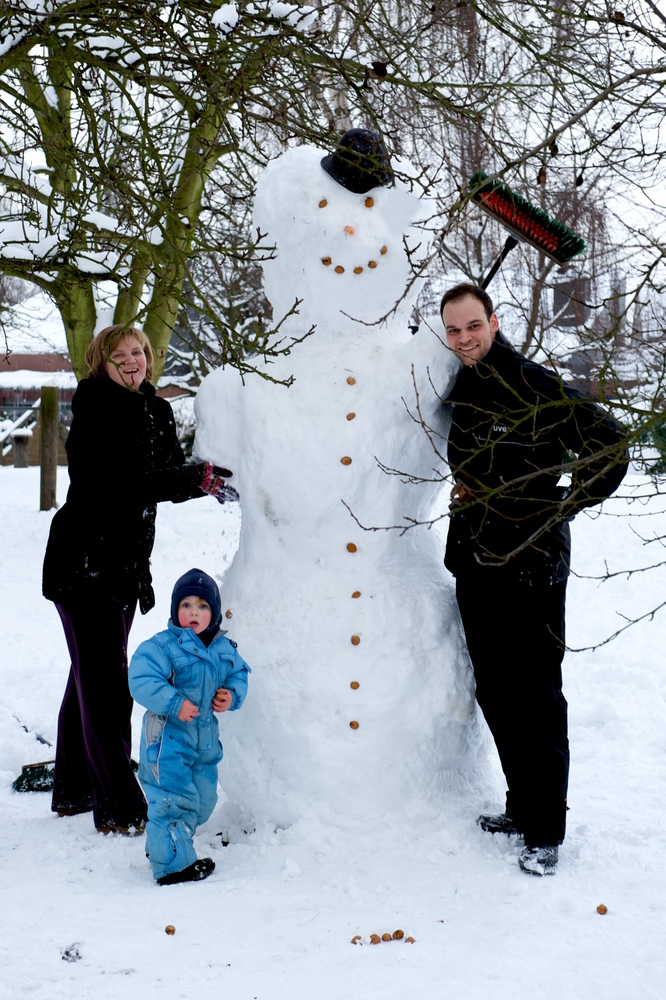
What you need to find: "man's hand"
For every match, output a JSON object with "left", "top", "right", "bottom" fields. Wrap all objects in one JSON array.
[
  {"left": 213, "top": 688, "right": 232, "bottom": 713},
  {"left": 178, "top": 699, "right": 200, "bottom": 722},
  {"left": 450, "top": 481, "right": 475, "bottom": 509}
]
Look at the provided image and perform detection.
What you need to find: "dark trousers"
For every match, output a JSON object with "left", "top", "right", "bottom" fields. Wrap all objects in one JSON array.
[
  {"left": 52, "top": 601, "right": 147, "bottom": 830},
  {"left": 456, "top": 577, "right": 569, "bottom": 846}
]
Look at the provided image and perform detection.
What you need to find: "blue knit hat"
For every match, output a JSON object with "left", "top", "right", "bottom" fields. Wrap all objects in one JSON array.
[{"left": 170, "top": 568, "right": 222, "bottom": 645}]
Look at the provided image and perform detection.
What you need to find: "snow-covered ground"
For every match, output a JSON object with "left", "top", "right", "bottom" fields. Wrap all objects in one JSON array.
[{"left": 1, "top": 466, "right": 665, "bottom": 1000}]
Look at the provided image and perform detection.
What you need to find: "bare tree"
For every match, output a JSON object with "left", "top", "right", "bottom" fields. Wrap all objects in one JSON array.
[{"left": 0, "top": 0, "right": 663, "bottom": 394}]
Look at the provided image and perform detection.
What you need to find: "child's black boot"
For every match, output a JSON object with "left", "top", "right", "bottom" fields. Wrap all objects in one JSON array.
[{"left": 156, "top": 858, "right": 215, "bottom": 886}]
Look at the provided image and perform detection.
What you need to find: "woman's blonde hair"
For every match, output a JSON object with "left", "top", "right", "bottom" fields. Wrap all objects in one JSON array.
[{"left": 85, "top": 324, "right": 154, "bottom": 382}]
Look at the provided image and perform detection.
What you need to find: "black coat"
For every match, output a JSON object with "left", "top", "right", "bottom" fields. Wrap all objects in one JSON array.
[
  {"left": 43, "top": 377, "right": 205, "bottom": 614},
  {"left": 444, "top": 335, "right": 628, "bottom": 583}
]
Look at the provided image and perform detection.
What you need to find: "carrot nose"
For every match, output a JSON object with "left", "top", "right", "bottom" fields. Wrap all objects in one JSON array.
[{"left": 344, "top": 226, "right": 355, "bottom": 235}]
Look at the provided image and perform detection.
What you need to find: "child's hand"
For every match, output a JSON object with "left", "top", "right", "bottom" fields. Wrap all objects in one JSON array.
[
  {"left": 213, "top": 688, "right": 232, "bottom": 713},
  {"left": 178, "top": 699, "right": 200, "bottom": 722}
]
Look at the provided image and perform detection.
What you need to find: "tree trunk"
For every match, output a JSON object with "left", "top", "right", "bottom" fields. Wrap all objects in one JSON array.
[
  {"left": 114, "top": 251, "right": 151, "bottom": 329},
  {"left": 53, "top": 277, "right": 97, "bottom": 381},
  {"left": 143, "top": 108, "right": 228, "bottom": 383}
]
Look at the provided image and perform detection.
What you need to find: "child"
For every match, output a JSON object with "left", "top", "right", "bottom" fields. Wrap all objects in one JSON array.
[{"left": 129, "top": 568, "right": 250, "bottom": 885}]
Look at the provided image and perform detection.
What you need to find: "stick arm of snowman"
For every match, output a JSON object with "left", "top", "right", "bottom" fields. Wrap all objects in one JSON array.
[{"left": 193, "top": 364, "right": 244, "bottom": 493}]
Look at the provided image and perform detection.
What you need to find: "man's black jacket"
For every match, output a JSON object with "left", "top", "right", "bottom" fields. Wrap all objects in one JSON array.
[
  {"left": 444, "top": 334, "right": 628, "bottom": 584},
  {"left": 43, "top": 376, "right": 205, "bottom": 614}
]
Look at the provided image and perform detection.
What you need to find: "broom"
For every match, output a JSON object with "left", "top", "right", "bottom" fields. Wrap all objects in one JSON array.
[{"left": 468, "top": 171, "right": 586, "bottom": 290}]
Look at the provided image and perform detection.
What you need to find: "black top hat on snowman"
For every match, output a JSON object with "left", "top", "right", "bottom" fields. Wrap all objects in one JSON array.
[{"left": 321, "top": 128, "right": 394, "bottom": 194}]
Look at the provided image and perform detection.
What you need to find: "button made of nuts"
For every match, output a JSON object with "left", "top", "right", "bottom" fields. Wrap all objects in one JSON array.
[{"left": 351, "top": 930, "right": 415, "bottom": 945}]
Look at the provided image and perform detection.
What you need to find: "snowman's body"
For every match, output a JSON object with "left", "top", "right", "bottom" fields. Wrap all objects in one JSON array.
[{"left": 194, "top": 146, "right": 477, "bottom": 827}]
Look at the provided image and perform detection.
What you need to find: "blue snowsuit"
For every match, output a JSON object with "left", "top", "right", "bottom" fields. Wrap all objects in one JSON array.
[{"left": 129, "top": 622, "right": 250, "bottom": 879}]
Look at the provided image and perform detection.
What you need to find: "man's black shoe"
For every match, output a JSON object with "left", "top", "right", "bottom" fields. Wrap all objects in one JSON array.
[
  {"left": 518, "top": 845, "right": 558, "bottom": 876},
  {"left": 477, "top": 812, "right": 522, "bottom": 836},
  {"left": 156, "top": 858, "right": 215, "bottom": 886}
]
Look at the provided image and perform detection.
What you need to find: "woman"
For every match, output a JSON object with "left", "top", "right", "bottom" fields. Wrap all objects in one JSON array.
[{"left": 42, "top": 324, "right": 233, "bottom": 834}]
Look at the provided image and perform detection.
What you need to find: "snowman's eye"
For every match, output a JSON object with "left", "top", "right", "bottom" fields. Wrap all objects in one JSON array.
[
  {"left": 318, "top": 199, "right": 328, "bottom": 208},
  {"left": 365, "top": 197, "right": 374, "bottom": 207}
]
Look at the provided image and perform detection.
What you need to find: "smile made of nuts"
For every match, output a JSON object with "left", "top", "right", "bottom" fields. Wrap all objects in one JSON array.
[{"left": 321, "top": 245, "right": 388, "bottom": 274}]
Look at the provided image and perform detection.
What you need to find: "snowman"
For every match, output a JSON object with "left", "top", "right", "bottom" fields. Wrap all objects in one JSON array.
[{"left": 194, "top": 131, "right": 479, "bottom": 829}]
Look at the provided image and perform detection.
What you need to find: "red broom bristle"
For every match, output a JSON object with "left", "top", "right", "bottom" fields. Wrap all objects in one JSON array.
[
  {"left": 479, "top": 190, "right": 560, "bottom": 254},
  {"left": 469, "top": 170, "right": 586, "bottom": 265}
]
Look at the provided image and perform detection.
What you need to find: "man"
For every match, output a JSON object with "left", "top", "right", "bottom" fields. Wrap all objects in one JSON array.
[{"left": 441, "top": 283, "right": 627, "bottom": 876}]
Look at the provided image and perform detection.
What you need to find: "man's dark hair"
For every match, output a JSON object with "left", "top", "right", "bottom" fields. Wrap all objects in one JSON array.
[{"left": 440, "top": 283, "right": 495, "bottom": 321}]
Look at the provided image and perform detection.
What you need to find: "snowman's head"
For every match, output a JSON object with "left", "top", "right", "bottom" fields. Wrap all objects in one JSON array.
[{"left": 254, "top": 143, "right": 424, "bottom": 337}]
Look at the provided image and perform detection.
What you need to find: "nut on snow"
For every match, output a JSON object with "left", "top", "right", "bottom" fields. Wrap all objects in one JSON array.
[
  {"left": 351, "top": 935, "right": 362, "bottom": 945},
  {"left": 393, "top": 929, "right": 404, "bottom": 940},
  {"left": 165, "top": 925, "right": 176, "bottom": 935},
  {"left": 597, "top": 904, "right": 608, "bottom": 915},
  {"left": 381, "top": 933, "right": 392, "bottom": 942},
  {"left": 370, "top": 934, "right": 381, "bottom": 944},
  {"left": 405, "top": 936, "right": 416, "bottom": 943}
]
